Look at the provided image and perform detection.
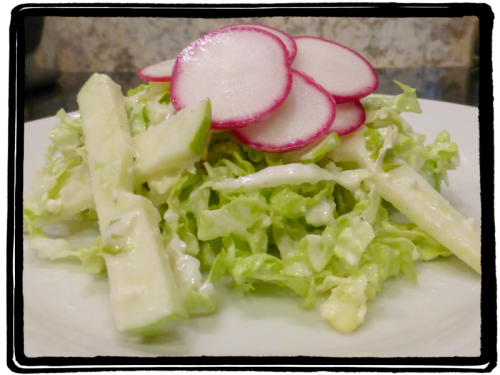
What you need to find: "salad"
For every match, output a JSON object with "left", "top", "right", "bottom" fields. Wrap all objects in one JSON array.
[{"left": 23, "top": 24, "right": 481, "bottom": 339}]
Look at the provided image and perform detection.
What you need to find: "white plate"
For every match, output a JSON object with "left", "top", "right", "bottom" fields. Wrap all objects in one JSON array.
[{"left": 22, "top": 99, "right": 481, "bottom": 358}]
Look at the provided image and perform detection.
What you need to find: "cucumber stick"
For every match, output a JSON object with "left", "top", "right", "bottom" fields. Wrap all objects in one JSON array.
[
  {"left": 132, "top": 97, "right": 211, "bottom": 184},
  {"left": 28, "top": 97, "right": 212, "bottom": 225},
  {"left": 77, "top": 73, "right": 187, "bottom": 336},
  {"left": 330, "top": 125, "right": 481, "bottom": 274}
]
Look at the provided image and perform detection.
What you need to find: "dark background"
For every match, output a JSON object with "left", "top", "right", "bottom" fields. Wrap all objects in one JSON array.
[{"left": 23, "top": 66, "right": 479, "bottom": 123}]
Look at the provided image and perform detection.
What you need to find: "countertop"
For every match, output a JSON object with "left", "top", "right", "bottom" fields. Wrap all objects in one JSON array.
[{"left": 23, "top": 67, "right": 479, "bottom": 123}]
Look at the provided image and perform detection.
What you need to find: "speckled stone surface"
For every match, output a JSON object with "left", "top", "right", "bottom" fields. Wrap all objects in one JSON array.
[{"left": 34, "top": 17, "right": 479, "bottom": 72}]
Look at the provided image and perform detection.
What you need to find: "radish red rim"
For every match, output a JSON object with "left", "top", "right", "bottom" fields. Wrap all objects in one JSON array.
[
  {"left": 292, "top": 36, "right": 379, "bottom": 103},
  {"left": 233, "top": 69, "right": 336, "bottom": 153},
  {"left": 328, "top": 100, "right": 366, "bottom": 136},
  {"left": 171, "top": 25, "right": 293, "bottom": 129},
  {"left": 225, "top": 23, "right": 298, "bottom": 62},
  {"left": 137, "top": 59, "right": 176, "bottom": 82}
]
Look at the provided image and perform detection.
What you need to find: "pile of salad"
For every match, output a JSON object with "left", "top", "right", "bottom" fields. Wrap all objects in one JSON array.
[{"left": 23, "top": 24, "right": 481, "bottom": 337}]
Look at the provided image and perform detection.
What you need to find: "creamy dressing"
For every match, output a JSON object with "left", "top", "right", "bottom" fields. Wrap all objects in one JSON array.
[
  {"left": 209, "top": 160, "right": 374, "bottom": 195},
  {"left": 305, "top": 199, "right": 335, "bottom": 227},
  {"left": 334, "top": 217, "right": 375, "bottom": 267},
  {"left": 198, "top": 281, "right": 215, "bottom": 298},
  {"left": 30, "top": 237, "right": 73, "bottom": 260},
  {"left": 360, "top": 181, "right": 380, "bottom": 225},
  {"left": 102, "top": 209, "right": 142, "bottom": 254},
  {"left": 167, "top": 235, "right": 188, "bottom": 253},
  {"left": 173, "top": 250, "right": 201, "bottom": 288},
  {"left": 260, "top": 216, "right": 272, "bottom": 229},
  {"left": 164, "top": 212, "right": 216, "bottom": 307},
  {"left": 375, "top": 125, "right": 399, "bottom": 170},
  {"left": 344, "top": 251, "right": 358, "bottom": 266},
  {"left": 210, "top": 163, "right": 336, "bottom": 193},
  {"left": 147, "top": 98, "right": 176, "bottom": 126},
  {"left": 166, "top": 233, "right": 216, "bottom": 309},
  {"left": 163, "top": 209, "right": 179, "bottom": 225},
  {"left": 324, "top": 162, "right": 372, "bottom": 191},
  {"left": 330, "top": 125, "right": 481, "bottom": 273},
  {"left": 27, "top": 168, "right": 59, "bottom": 215},
  {"left": 45, "top": 199, "right": 62, "bottom": 214}
]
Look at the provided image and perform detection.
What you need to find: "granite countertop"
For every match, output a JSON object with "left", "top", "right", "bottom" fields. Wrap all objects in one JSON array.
[{"left": 23, "top": 67, "right": 478, "bottom": 123}]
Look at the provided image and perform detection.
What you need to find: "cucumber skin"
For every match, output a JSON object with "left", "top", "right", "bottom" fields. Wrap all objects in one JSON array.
[
  {"left": 124, "top": 313, "right": 187, "bottom": 338},
  {"left": 77, "top": 73, "right": 188, "bottom": 337},
  {"left": 189, "top": 98, "right": 212, "bottom": 155}
]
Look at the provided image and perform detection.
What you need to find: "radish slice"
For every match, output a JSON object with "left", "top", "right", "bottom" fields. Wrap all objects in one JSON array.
[
  {"left": 328, "top": 100, "right": 366, "bottom": 136},
  {"left": 171, "top": 26, "right": 292, "bottom": 129},
  {"left": 137, "top": 59, "right": 176, "bottom": 82},
  {"left": 226, "top": 23, "right": 297, "bottom": 62},
  {"left": 292, "top": 36, "right": 378, "bottom": 103},
  {"left": 233, "top": 69, "right": 336, "bottom": 153}
]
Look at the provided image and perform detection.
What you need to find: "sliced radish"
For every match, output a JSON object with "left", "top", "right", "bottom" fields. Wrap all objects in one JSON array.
[
  {"left": 171, "top": 26, "right": 292, "bottom": 129},
  {"left": 137, "top": 59, "right": 176, "bottom": 82},
  {"left": 233, "top": 69, "right": 336, "bottom": 153},
  {"left": 225, "top": 23, "right": 297, "bottom": 62},
  {"left": 328, "top": 100, "right": 366, "bottom": 136},
  {"left": 292, "top": 36, "right": 378, "bottom": 103}
]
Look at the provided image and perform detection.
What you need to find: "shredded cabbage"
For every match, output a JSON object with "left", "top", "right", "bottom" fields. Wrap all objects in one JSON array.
[{"left": 23, "top": 79, "right": 478, "bottom": 335}]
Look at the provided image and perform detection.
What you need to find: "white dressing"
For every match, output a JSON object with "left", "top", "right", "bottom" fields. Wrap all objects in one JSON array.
[
  {"left": 330, "top": 125, "right": 481, "bottom": 273},
  {"left": 334, "top": 216, "right": 375, "bottom": 267},
  {"left": 305, "top": 199, "right": 335, "bottom": 227},
  {"left": 209, "top": 163, "right": 336, "bottom": 193}
]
